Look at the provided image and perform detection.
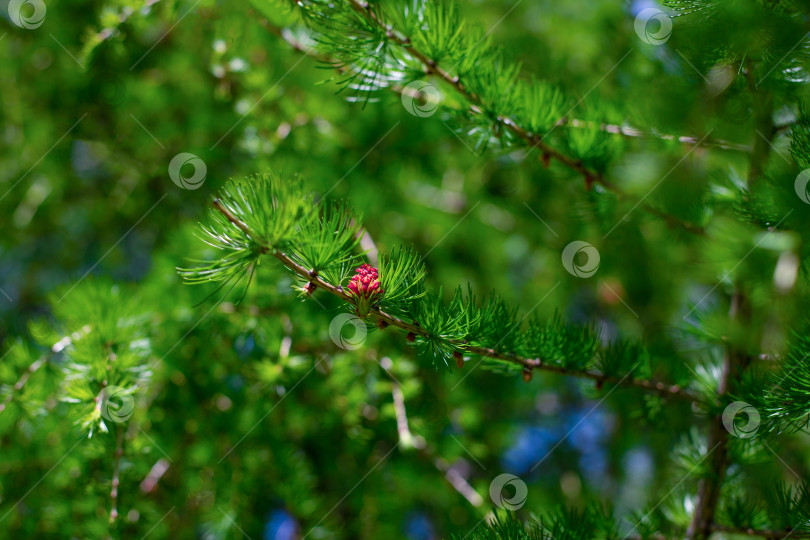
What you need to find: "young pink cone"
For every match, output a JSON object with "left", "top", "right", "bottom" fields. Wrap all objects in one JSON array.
[{"left": 347, "top": 263, "right": 383, "bottom": 317}]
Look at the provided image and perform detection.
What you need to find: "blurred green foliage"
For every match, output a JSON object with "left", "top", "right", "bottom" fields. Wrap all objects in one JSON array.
[{"left": 2, "top": 0, "right": 810, "bottom": 538}]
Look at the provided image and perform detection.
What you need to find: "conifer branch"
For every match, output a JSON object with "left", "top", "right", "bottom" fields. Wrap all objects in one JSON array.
[
  {"left": 687, "top": 56, "right": 782, "bottom": 531},
  {"left": 343, "top": 0, "right": 598, "bottom": 181},
  {"left": 687, "top": 260, "right": 759, "bottom": 537},
  {"left": 260, "top": 15, "right": 747, "bottom": 157},
  {"left": 264, "top": 7, "right": 706, "bottom": 236},
  {"left": 261, "top": 13, "right": 747, "bottom": 155},
  {"left": 210, "top": 198, "right": 700, "bottom": 401},
  {"left": 688, "top": 71, "right": 772, "bottom": 533},
  {"left": 686, "top": 348, "right": 733, "bottom": 539}
]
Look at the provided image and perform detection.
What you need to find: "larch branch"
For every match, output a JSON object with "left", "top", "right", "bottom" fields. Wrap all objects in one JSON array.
[{"left": 211, "top": 199, "right": 701, "bottom": 402}]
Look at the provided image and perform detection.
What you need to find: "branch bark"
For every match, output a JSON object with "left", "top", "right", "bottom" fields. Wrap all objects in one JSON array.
[{"left": 212, "top": 199, "right": 701, "bottom": 402}]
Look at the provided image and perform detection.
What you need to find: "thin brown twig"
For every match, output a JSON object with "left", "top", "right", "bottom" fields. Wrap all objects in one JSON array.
[
  {"left": 212, "top": 199, "right": 701, "bottom": 402},
  {"left": 431, "top": 456, "right": 485, "bottom": 508},
  {"left": 386, "top": 367, "right": 420, "bottom": 450},
  {"left": 381, "top": 357, "right": 484, "bottom": 508},
  {"left": 109, "top": 425, "right": 124, "bottom": 524},
  {"left": 686, "top": 294, "right": 755, "bottom": 538},
  {"left": 140, "top": 458, "right": 171, "bottom": 494},
  {"left": 556, "top": 117, "right": 751, "bottom": 152}
]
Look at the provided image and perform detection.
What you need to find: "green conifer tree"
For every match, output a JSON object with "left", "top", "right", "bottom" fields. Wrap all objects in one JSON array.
[{"left": 2, "top": 0, "right": 810, "bottom": 538}]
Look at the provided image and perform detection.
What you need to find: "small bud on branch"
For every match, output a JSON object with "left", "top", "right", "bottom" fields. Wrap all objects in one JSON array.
[{"left": 348, "top": 264, "right": 384, "bottom": 317}]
